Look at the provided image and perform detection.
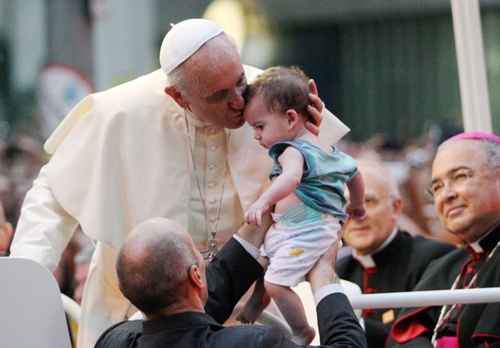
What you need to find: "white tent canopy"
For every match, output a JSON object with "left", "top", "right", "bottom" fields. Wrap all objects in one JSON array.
[{"left": 451, "top": 0, "right": 493, "bottom": 131}]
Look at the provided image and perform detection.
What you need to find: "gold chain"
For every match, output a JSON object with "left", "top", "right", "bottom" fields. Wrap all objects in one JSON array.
[{"left": 183, "top": 112, "right": 227, "bottom": 261}]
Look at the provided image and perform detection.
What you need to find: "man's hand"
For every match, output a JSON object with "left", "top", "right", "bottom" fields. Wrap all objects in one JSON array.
[
  {"left": 307, "top": 241, "right": 342, "bottom": 292},
  {"left": 245, "top": 198, "right": 272, "bottom": 227},
  {"left": 305, "top": 79, "right": 324, "bottom": 136},
  {"left": 237, "top": 214, "right": 272, "bottom": 249}
]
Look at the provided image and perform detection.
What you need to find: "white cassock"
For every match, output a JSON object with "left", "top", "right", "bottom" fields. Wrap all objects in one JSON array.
[{"left": 10, "top": 65, "right": 349, "bottom": 347}]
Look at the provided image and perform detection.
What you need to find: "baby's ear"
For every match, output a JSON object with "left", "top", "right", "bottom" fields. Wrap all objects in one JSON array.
[{"left": 285, "top": 109, "right": 300, "bottom": 129}]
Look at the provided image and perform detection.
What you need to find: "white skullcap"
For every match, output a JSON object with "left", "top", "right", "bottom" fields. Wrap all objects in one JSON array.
[{"left": 159, "top": 18, "right": 224, "bottom": 75}]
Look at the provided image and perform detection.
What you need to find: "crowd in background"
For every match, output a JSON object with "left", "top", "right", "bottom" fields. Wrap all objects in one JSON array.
[{"left": 0, "top": 135, "right": 94, "bottom": 303}]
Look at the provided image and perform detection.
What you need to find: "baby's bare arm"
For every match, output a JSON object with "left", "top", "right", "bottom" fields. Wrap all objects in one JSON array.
[
  {"left": 259, "top": 147, "right": 304, "bottom": 207},
  {"left": 245, "top": 147, "right": 304, "bottom": 226}
]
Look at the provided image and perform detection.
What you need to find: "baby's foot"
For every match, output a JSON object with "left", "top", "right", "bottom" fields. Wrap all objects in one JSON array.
[
  {"left": 236, "top": 288, "right": 271, "bottom": 323},
  {"left": 291, "top": 326, "right": 315, "bottom": 345}
]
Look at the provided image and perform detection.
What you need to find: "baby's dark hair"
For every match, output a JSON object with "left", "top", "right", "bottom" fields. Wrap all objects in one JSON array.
[{"left": 245, "top": 66, "right": 311, "bottom": 119}]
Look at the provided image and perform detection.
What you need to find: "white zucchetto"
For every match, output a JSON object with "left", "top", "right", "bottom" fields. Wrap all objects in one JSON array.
[{"left": 159, "top": 18, "right": 224, "bottom": 75}]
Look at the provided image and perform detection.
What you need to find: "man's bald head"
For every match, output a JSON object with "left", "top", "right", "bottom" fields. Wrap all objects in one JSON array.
[
  {"left": 116, "top": 218, "right": 199, "bottom": 315},
  {"left": 343, "top": 159, "right": 402, "bottom": 255}
]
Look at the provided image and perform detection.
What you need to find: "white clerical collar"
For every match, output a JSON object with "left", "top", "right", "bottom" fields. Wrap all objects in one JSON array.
[
  {"left": 185, "top": 110, "right": 213, "bottom": 128},
  {"left": 352, "top": 228, "right": 399, "bottom": 269},
  {"left": 352, "top": 252, "right": 376, "bottom": 269},
  {"left": 469, "top": 240, "right": 484, "bottom": 254},
  {"left": 184, "top": 111, "right": 225, "bottom": 137},
  {"left": 468, "top": 226, "right": 496, "bottom": 253}
]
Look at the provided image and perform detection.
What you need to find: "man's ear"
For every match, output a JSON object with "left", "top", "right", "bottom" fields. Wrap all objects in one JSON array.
[
  {"left": 165, "top": 86, "right": 190, "bottom": 111},
  {"left": 285, "top": 109, "right": 300, "bottom": 129},
  {"left": 392, "top": 197, "right": 403, "bottom": 215},
  {"left": 187, "top": 264, "right": 204, "bottom": 289}
]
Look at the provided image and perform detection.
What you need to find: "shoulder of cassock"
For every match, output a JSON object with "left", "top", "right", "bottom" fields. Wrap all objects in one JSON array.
[{"left": 43, "top": 66, "right": 349, "bottom": 249}]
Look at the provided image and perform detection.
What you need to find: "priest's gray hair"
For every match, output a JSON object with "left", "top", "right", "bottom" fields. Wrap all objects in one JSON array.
[
  {"left": 168, "top": 65, "right": 186, "bottom": 90},
  {"left": 482, "top": 140, "right": 500, "bottom": 169},
  {"left": 358, "top": 159, "right": 401, "bottom": 199},
  {"left": 439, "top": 137, "right": 500, "bottom": 170}
]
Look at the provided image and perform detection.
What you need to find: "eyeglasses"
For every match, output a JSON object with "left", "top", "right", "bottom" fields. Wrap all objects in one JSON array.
[{"left": 427, "top": 168, "right": 475, "bottom": 200}]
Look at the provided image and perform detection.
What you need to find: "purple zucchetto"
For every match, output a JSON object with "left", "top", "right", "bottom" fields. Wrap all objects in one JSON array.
[{"left": 449, "top": 131, "right": 500, "bottom": 144}]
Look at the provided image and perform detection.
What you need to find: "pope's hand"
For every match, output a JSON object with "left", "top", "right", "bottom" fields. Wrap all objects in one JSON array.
[{"left": 305, "top": 79, "right": 324, "bottom": 136}]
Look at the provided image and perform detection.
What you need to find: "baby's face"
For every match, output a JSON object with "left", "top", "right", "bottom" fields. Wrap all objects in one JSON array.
[{"left": 244, "top": 95, "right": 292, "bottom": 148}]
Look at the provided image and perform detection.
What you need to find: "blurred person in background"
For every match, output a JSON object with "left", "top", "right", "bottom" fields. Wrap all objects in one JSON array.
[
  {"left": 388, "top": 132, "right": 500, "bottom": 347},
  {"left": 0, "top": 136, "right": 45, "bottom": 224},
  {"left": 9, "top": 18, "right": 346, "bottom": 347},
  {"left": 0, "top": 200, "right": 14, "bottom": 255},
  {"left": 337, "top": 159, "right": 454, "bottom": 347}
]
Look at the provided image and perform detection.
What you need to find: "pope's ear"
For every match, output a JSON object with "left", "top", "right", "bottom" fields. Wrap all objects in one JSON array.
[{"left": 165, "top": 86, "right": 189, "bottom": 110}]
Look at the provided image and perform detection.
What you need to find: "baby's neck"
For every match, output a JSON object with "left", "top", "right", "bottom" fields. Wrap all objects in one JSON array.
[{"left": 294, "top": 128, "right": 319, "bottom": 144}]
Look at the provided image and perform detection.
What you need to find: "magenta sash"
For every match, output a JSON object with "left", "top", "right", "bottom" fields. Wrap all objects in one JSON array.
[{"left": 436, "top": 336, "right": 459, "bottom": 348}]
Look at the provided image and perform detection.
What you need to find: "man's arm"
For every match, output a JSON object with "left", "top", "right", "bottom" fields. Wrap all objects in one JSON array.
[
  {"left": 10, "top": 165, "right": 78, "bottom": 271},
  {"left": 314, "top": 293, "right": 367, "bottom": 348},
  {"left": 257, "top": 243, "right": 367, "bottom": 348},
  {"left": 307, "top": 243, "right": 367, "bottom": 348},
  {"left": 205, "top": 231, "right": 264, "bottom": 323},
  {"left": 364, "top": 317, "right": 391, "bottom": 348}
]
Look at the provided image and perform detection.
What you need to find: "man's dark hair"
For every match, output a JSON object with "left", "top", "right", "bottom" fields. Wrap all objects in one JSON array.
[
  {"left": 116, "top": 229, "right": 197, "bottom": 315},
  {"left": 245, "top": 66, "right": 311, "bottom": 119}
]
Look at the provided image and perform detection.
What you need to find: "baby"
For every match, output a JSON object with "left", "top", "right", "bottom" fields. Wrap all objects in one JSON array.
[{"left": 241, "top": 66, "right": 365, "bottom": 344}]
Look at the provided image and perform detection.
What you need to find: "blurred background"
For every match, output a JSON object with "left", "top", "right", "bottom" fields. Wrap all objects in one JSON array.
[{"left": 0, "top": 0, "right": 499, "bottom": 303}]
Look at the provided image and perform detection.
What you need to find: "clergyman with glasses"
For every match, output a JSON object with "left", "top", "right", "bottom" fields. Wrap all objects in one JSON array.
[
  {"left": 388, "top": 132, "right": 500, "bottom": 348},
  {"left": 337, "top": 159, "right": 453, "bottom": 348}
]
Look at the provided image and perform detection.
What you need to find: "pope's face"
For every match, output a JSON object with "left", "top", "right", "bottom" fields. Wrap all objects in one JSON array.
[
  {"left": 342, "top": 169, "right": 400, "bottom": 255},
  {"left": 430, "top": 140, "right": 500, "bottom": 242},
  {"left": 181, "top": 50, "right": 247, "bottom": 129}
]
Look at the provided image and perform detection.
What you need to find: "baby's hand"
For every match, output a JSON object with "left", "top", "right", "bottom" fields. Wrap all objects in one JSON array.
[
  {"left": 346, "top": 203, "right": 367, "bottom": 222},
  {"left": 245, "top": 199, "right": 271, "bottom": 227}
]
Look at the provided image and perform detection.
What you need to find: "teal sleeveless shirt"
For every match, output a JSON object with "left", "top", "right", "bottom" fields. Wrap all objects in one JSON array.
[{"left": 269, "top": 139, "right": 357, "bottom": 219}]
